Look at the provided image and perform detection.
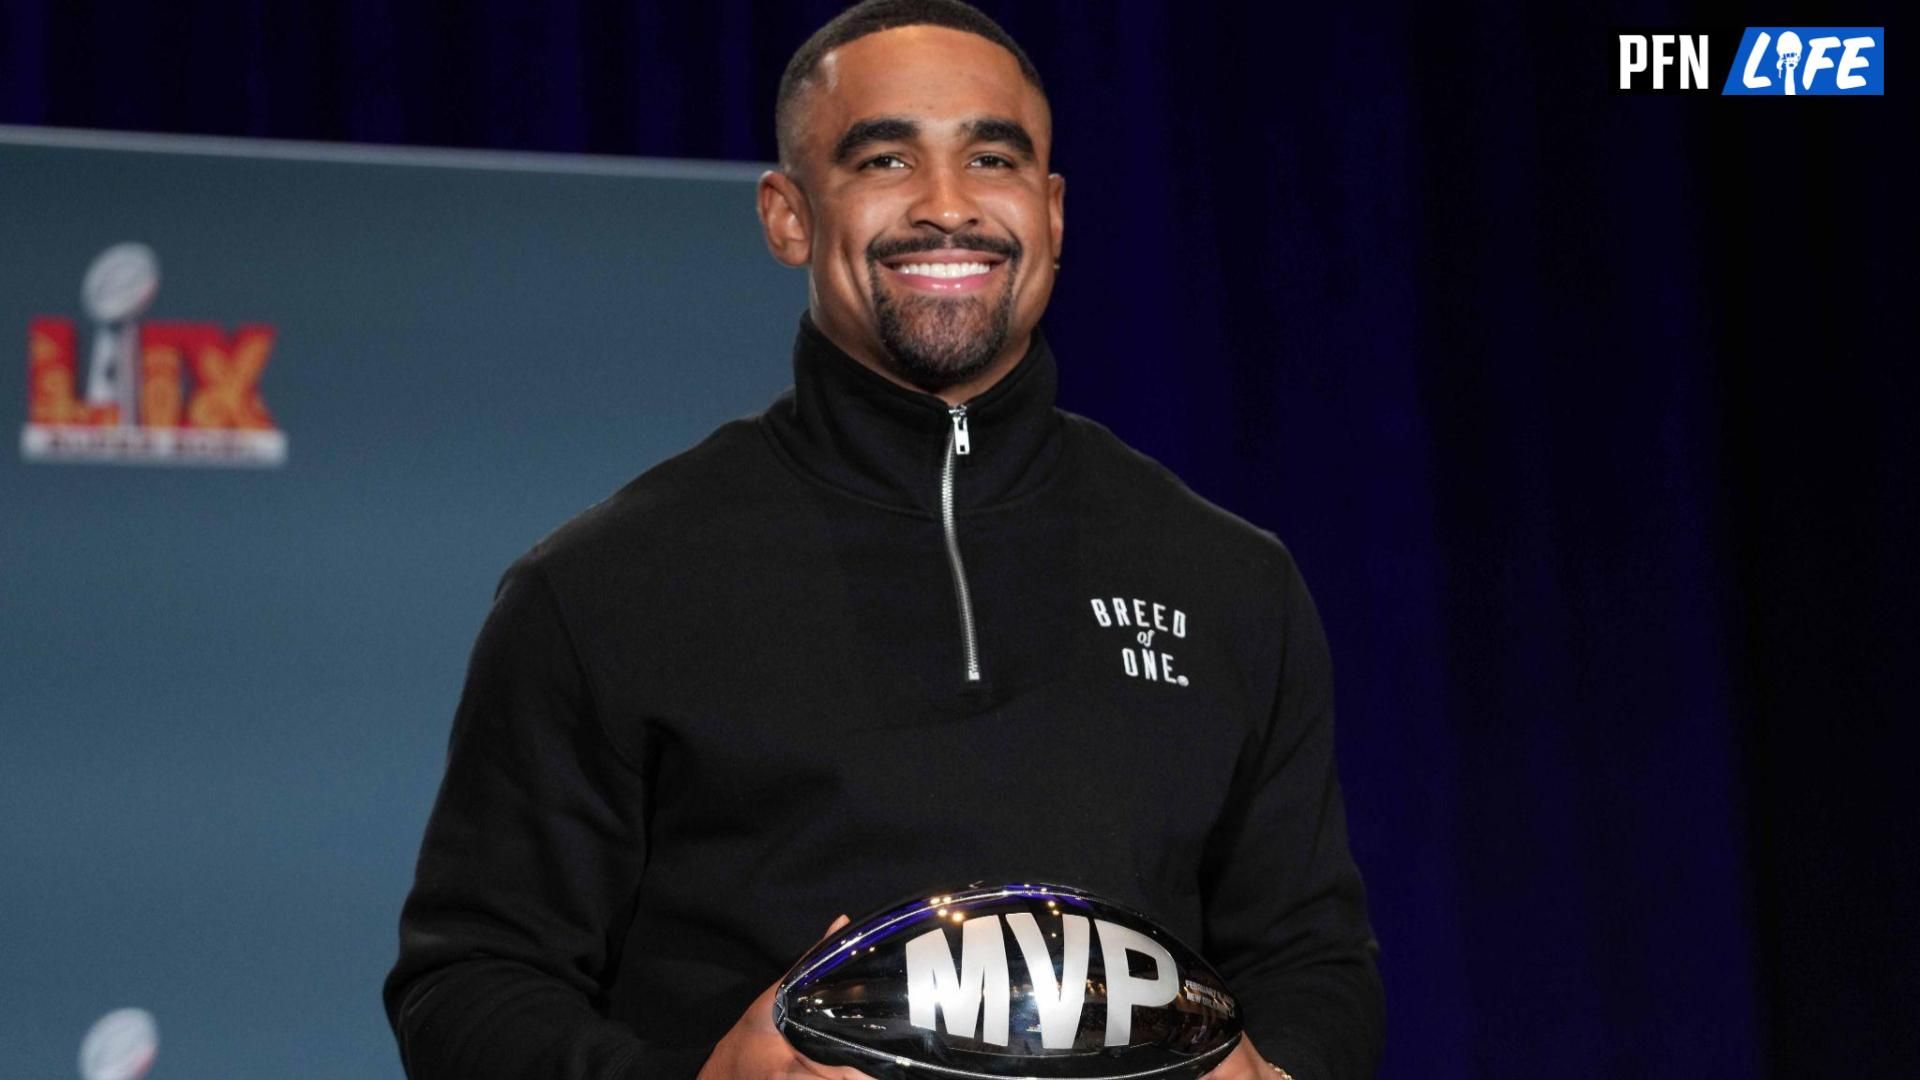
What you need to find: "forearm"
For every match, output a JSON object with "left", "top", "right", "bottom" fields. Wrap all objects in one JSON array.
[
  {"left": 1235, "top": 949, "right": 1384, "bottom": 1080},
  {"left": 1205, "top": 549, "right": 1383, "bottom": 1080},
  {"left": 387, "top": 958, "right": 662, "bottom": 1079},
  {"left": 386, "top": 559, "right": 665, "bottom": 1077}
]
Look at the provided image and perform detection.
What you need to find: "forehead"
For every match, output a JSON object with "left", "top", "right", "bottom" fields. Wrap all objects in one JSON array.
[{"left": 803, "top": 25, "right": 1049, "bottom": 149}]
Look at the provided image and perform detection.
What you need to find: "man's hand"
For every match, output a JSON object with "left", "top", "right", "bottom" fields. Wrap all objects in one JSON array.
[
  {"left": 1203, "top": 1035, "right": 1288, "bottom": 1079},
  {"left": 695, "top": 915, "right": 877, "bottom": 1080}
]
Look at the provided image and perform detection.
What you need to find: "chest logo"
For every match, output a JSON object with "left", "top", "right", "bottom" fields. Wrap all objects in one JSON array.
[{"left": 1089, "top": 597, "right": 1190, "bottom": 687}]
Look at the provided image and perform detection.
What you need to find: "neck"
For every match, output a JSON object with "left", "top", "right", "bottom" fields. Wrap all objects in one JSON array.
[
  {"left": 808, "top": 307, "right": 1031, "bottom": 407},
  {"left": 770, "top": 311, "right": 1065, "bottom": 513}
]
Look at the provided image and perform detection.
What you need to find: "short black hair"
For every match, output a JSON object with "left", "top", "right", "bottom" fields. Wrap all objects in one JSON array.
[{"left": 775, "top": 0, "right": 1046, "bottom": 171}]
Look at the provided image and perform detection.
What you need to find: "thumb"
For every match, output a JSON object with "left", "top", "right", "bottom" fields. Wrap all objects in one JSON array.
[
  {"left": 767, "top": 915, "right": 852, "bottom": 999},
  {"left": 760, "top": 915, "right": 856, "bottom": 1022}
]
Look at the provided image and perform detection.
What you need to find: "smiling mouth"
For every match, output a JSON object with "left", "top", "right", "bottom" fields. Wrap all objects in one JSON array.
[
  {"left": 892, "top": 260, "right": 997, "bottom": 278},
  {"left": 878, "top": 253, "right": 1008, "bottom": 292}
]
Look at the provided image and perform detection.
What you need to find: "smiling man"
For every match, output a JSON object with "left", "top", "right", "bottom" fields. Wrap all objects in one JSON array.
[
  {"left": 385, "top": 3, "right": 1382, "bottom": 1079},
  {"left": 758, "top": 13, "right": 1059, "bottom": 407}
]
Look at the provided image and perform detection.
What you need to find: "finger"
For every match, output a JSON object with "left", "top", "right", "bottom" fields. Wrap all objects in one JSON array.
[
  {"left": 792, "top": 1043, "right": 875, "bottom": 1077},
  {"left": 1196, "top": 1039, "right": 1245, "bottom": 1078},
  {"left": 789, "top": 1048, "right": 841, "bottom": 1076},
  {"left": 765, "top": 915, "right": 853, "bottom": 1001},
  {"left": 793, "top": 1054, "right": 876, "bottom": 1079},
  {"left": 763, "top": 916, "right": 858, "bottom": 1024}
]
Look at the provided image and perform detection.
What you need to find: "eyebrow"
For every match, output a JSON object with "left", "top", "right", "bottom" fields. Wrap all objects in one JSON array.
[
  {"left": 831, "top": 117, "right": 920, "bottom": 165},
  {"left": 960, "top": 116, "right": 1036, "bottom": 160},
  {"left": 830, "top": 114, "right": 1037, "bottom": 166}
]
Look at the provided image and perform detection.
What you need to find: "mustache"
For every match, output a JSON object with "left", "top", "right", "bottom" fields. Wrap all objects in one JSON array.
[{"left": 868, "top": 232, "right": 1021, "bottom": 263}]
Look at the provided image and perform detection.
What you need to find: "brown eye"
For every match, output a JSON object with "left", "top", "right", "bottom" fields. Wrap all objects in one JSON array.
[
  {"left": 972, "top": 154, "right": 1014, "bottom": 168},
  {"left": 861, "top": 154, "right": 908, "bottom": 169}
]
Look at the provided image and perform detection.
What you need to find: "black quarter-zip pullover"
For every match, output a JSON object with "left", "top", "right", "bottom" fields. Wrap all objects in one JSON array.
[{"left": 384, "top": 313, "right": 1384, "bottom": 1080}]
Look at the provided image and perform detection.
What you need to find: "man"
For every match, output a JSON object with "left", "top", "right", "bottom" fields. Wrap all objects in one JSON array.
[{"left": 383, "top": 2, "right": 1383, "bottom": 1078}]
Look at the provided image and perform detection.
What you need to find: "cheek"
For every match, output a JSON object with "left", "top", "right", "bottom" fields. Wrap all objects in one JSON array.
[
  {"left": 822, "top": 220, "right": 890, "bottom": 290},
  {"left": 826, "top": 195, "right": 902, "bottom": 251},
  {"left": 808, "top": 220, "right": 875, "bottom": 292},
  {"left": 989, "top": 190, "right": 1054, "bottom": 261}
]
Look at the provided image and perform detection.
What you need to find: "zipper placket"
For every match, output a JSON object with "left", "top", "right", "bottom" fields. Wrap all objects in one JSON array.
[{"left": 942, "top": 404, "right": 981, "bottom": 683}]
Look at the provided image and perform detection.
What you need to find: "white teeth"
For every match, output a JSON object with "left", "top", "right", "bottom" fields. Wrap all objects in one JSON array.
[{"left": 895, "top": 262, "right": 992, "bottom": 279}]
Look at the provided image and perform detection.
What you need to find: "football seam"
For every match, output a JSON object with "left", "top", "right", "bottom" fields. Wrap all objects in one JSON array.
[{"left": 783, "top": 885, "right": 1179, "bottom": 991}]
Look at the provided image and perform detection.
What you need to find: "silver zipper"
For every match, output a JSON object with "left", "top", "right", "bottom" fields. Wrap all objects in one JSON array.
[{"left": 943, "top": 405, "right": 981, "bottom": 682}]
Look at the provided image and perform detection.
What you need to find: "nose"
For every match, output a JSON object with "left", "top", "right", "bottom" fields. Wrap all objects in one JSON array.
[{"left": 906, "top": 159, "right": 982, "bottom": 234}]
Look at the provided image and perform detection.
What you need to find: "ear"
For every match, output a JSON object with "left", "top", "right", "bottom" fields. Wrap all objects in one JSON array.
[
  {"left": 1047, "top": 172, "right": 1065, "bottom": 263},
  {"left": 758, "top": 170, "right": 813, "bottom": 268}
]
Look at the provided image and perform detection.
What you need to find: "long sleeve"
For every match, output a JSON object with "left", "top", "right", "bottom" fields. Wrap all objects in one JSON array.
[
  {"left": 1198, "top": 555, "right": 1384, "bottom": 1080},
  {"left": 383, "top": 561, "right": 697, "bottom": 1078}
]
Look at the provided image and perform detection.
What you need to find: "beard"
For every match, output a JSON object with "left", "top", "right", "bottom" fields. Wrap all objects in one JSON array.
[{"left": 867, "top": 232, "right": 1021, "bottom": 394}]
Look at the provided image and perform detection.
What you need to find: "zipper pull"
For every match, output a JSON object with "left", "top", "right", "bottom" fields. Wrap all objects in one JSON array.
[{"left": 949, "top": 405, "right": 971, "bottom": 456}]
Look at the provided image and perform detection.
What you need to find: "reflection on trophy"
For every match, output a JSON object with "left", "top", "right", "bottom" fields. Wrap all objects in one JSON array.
[
  {"left": 1775, "top": 31, "right": 1803, "bottom": 97},
  {"left": 81, "top": 243, "right": 161, "bottom": 427}
]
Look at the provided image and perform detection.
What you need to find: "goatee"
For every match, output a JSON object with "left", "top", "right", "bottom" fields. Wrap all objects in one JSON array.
[{"left": 867, "top": 233, "right": 1021, "bottom": 394}]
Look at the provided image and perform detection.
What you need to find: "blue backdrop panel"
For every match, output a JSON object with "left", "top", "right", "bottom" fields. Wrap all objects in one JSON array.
[{"left": 0, "top": 129, "right": 803, "bottom": 1079}]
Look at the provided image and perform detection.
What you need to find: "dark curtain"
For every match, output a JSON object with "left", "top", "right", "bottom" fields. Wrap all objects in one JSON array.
[{"left": 4, "top": 2, "right": 1910, "bottom": 1077}]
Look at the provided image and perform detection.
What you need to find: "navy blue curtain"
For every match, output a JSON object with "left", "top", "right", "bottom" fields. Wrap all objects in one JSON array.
[{"left": 4, "top": 2, "right": 1910, "bottom": 1077}]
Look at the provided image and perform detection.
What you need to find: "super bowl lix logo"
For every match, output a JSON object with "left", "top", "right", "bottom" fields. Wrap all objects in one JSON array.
[{"left": 21, "top": 243, "right": 287, "bottom": 466}]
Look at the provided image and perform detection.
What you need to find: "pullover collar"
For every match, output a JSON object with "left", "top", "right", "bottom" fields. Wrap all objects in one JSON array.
[{"left": 764, "top": 311, "right": 1065, "bottom": 514}]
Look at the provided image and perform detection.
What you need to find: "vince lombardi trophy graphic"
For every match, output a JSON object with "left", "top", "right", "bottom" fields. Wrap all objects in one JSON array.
[
  {"left": 1775, "top": 31, "right": 1802, "bottom": 96},
  {"left": 82, "top": 243, "right": 161, "bottom": 427}
]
